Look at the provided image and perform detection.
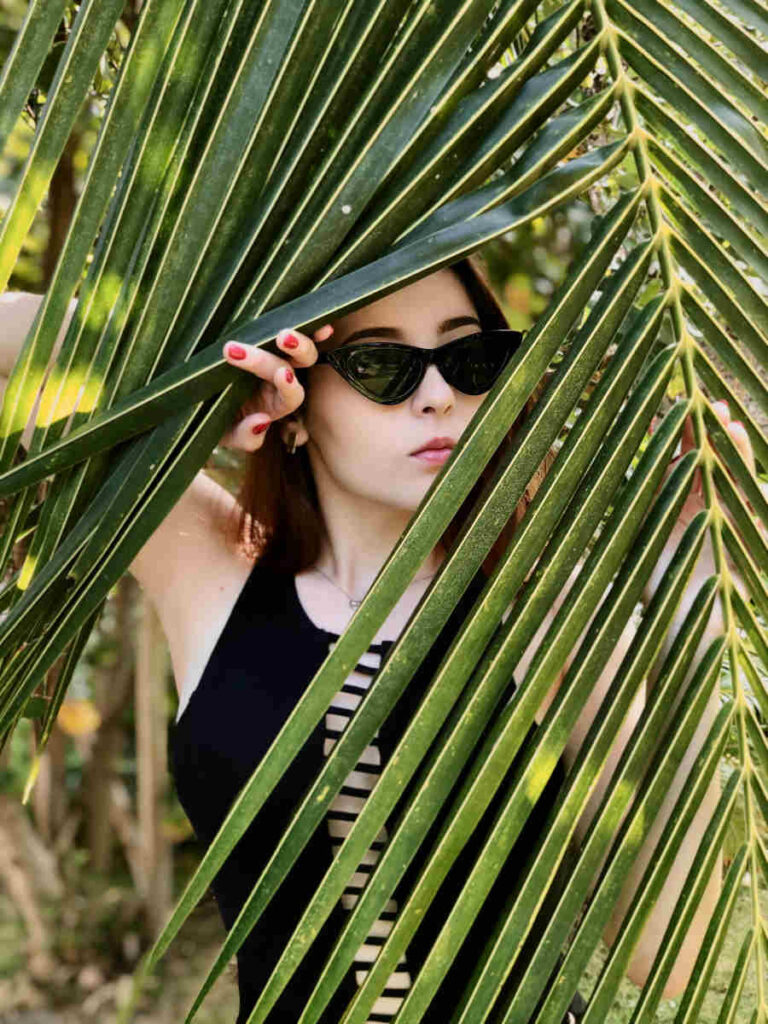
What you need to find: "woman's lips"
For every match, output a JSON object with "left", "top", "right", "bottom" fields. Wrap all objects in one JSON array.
[{"left": 410, "top": 447, "right": 453, "bottom": 464}]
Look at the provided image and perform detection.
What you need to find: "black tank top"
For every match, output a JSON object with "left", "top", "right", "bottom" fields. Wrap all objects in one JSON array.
[{"left": 169, "top": 559, "right": 587, "bottom": 1023}]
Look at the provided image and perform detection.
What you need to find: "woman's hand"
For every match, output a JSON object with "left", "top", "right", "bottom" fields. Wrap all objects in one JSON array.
[
  {"left": 647, "top": 398, "right": 766, "bottom": 600},
  {"left": 651, "top": 399, "right": 763, "bottom": 530},
  {"left": 218, "top": 324, "right": 333, "bottom": 450}
]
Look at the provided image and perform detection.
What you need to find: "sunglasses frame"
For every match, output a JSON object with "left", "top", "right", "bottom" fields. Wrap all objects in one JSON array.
[{"left": 315, "top": 328, "right": 524, "bottom": 405}]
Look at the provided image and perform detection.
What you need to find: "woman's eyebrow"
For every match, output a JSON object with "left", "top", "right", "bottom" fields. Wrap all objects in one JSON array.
[{"left": 339, "top": 314, "right": 481, "bottom": 346}]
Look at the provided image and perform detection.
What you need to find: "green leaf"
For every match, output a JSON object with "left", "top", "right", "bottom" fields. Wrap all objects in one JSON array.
[{"left": 0, "top": 1, "right": 766, "bottom": 1021}]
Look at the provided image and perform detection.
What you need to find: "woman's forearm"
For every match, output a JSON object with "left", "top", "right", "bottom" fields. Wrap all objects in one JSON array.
[
  {"left": 0, "top": 291, "right": 78, "bottom": 448},
  {"left": 0, "top": 291, "right": 77, "bottom": 375}
]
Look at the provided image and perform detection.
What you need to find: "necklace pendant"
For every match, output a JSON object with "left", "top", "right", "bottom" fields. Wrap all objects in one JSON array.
[{"left": 349, "top": 597, "right": 363, "bottom": 609}]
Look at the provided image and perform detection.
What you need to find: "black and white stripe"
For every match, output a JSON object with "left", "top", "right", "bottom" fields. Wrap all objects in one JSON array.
[
  {"left": 320, "top": 642, "right": 585, "bottom": 1024},
  {"left": 323, "top": 642, "right": 413, "bottom": 1022}
]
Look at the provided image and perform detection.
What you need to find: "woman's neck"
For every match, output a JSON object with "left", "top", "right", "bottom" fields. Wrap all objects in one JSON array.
[
  {"left": 308, "top": 481, "right": 445, "bottom": 598},
  {"left": 312, "top": 539, "right": 446, "bottom": 600}
]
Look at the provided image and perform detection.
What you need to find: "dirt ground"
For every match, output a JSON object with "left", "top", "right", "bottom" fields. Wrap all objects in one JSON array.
[
  {"left": 0, "top": 890, "right": 239, "bottom": 1024},
  {"left": 1, "top": 873, "right": 766, "bottom": 1023}
]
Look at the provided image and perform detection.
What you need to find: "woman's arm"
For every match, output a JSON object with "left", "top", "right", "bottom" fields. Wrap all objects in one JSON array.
[
  {"left": 0, "top": 290, "right": 77, "bottom": 372},
  {"left": 0, "top": 291, "right": 78, "bottom": 448},
  {"left": 0, "top": 291, "right": 233, "bottom": 598}
]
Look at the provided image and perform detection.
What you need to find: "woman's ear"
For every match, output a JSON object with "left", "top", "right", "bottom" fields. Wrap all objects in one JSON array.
[{"left": 280, "top": 413, "right": 310, "bottom": 450}]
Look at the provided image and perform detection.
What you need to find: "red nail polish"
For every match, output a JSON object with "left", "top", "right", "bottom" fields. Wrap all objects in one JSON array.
[
  {"left": 282, "top": 333, "right": 299, "bottom": 349},
  {"left": 285, "top": 369, "right": 294, "bottom": 383},
  {"left": 252, "top": 421, "right": 269, "bottom": 434},
  {"left": 226, "top": 343, "right": 246, "bottom": 360}
]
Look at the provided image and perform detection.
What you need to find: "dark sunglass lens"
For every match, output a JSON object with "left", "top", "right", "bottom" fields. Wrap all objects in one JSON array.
[
  {"left": 440, "top": 333, "right": 514, "bottom": 394},
  {"left": 346, "top": 348, "right": 421, "bottom": 402}
]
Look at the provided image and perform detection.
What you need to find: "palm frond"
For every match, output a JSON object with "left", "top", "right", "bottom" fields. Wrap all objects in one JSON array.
[{"left": 0, "top": 0, "right": 766, "bottom": 1021}]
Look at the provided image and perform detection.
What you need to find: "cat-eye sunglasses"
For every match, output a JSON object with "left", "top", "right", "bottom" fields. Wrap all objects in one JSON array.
[{"left": 315, "top": 328, "right": 524, "bottom": 405}]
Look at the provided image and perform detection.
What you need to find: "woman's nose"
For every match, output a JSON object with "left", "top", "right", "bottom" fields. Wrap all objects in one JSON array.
[{"left": 412, "top": 364, "right": 455, "bottom": 413}]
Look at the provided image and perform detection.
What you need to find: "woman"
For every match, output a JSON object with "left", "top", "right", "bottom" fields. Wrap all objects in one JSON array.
[
  {"left": 1, "top": 257, "right": 753, "bottom": 1021},
  {"left": 139, "top": 254, "right": 593, "bottom": 1023}
]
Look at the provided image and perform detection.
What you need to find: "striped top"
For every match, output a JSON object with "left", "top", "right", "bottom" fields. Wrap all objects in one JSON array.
[
  {"left": 319, "top": 636, "right": 583, "bottom": 1024},
  {"left": 322, "top": 639, "right": 414, "bottom": 1022}
]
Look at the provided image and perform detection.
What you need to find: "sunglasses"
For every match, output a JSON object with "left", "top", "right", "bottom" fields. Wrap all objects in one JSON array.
[{"left": 315, "top": 329, "right": 524, "bottom": 405}]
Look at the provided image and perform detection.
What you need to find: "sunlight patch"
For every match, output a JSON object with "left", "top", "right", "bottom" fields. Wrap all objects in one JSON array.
[{"left": 37, "top": 366, "right": 104, "bottom": 424}]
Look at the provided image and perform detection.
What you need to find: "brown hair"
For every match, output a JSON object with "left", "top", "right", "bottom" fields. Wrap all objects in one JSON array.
[{"left": 224, "top": 253, "right": 556, "bottom": 580}]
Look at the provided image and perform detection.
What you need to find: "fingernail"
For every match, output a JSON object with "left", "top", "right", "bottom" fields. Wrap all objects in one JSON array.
[
  {"left": 252, "top": 420, "right": 269, "bottom": 434},
  {"left": 226, "top": 343, "right": 246, "bottom": 360},
  {"left": 733, "top": 420, "right": 745, "bottom": 431},
  {"left": 281, "top": 333, "right": 299, "bottom": 349},
  {"left": 285, "top": 369, "right": 294, "bottom": 384}
]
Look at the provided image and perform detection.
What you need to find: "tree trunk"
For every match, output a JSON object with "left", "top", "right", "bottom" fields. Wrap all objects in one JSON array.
[
  {"left": 0, "top": 793, "right": 63, "bottom": 979},
  {"left": 42, "top": 133, "right": 78, "bottom": 288},
  {"left": 84, "top": 578, "right": 135, "bottom": 873},
  {"left": 30, "top": 718, "right": 67, "bottom": 844},
  {"left": 134, "top": 588, "right": 172, "bottom": 937}
]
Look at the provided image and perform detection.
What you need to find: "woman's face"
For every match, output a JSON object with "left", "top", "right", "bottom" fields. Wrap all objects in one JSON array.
[{"left": 296, "top": 268, "right": 492, "bottom": 513}]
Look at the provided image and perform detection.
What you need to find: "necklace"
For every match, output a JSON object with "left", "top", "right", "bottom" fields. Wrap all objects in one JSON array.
[{"left": 312, "top": 565, "right": 439, "bottom": 609}]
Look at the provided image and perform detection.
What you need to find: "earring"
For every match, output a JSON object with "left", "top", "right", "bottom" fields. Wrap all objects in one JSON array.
[{"left": 286, "top": 431, "right": 299, "bottom": 455}]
